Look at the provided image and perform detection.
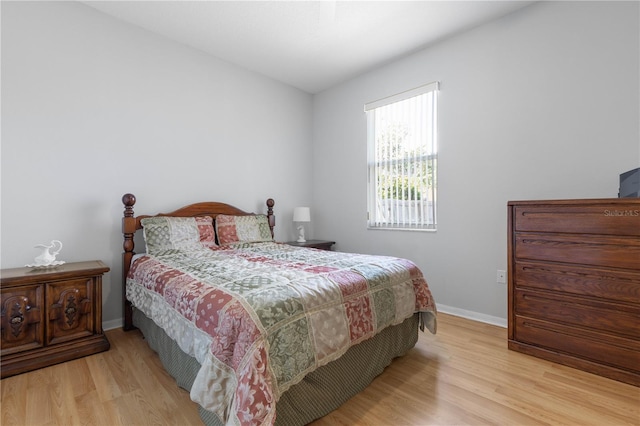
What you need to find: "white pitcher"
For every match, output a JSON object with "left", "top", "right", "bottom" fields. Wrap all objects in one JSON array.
[{"left": 34, "top": 240, "right": 63, "bottom": 265}]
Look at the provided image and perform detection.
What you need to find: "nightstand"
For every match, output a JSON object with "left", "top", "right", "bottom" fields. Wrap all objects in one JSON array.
[
  {"left": 1, "top": 260, "right": 110, "bottom": 378},
  {"left": 286, "top": 240, "right": 335, "bottom": 251}
]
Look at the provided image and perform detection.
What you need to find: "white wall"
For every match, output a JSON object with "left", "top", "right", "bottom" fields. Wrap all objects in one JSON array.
[
  {"left": 1, "top": 2, "right": 313, "bottom": 327},
  {"left": 312, "top": 1, "right": 639, "bottom": 323}
]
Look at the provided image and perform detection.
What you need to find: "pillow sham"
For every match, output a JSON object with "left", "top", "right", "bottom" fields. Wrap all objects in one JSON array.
[
  {"left": 216, "top": 214, "right": 273, "bottom": 245},
  {"left": 141, "top": 216, "right": 216, "bottom": 255}
]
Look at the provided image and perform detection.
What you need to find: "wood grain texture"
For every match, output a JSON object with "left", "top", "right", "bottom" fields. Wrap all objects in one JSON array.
[
  {"left": 508, "top": 198, "right": 640, "bottom": 386},
  {"left": 1, "top": 261, "right": 110, "bottom": 378},
  {"left": 2, "top": 313, "right": 638, "bottom": 425}
]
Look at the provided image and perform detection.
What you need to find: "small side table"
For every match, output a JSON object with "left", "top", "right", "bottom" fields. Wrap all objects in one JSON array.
[
  {"left": 1, "top": 260, "right": 110, "bottom": 378},
  {"left": 285, "top": 240, "right": 335, "bottom": 251}
]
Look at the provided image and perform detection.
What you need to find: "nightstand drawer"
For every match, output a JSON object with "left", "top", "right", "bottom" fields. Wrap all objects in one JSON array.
[
  {"left": 47, "top": 278, "right": 94, "bottom": 345},
  {"left": 1, "top": 284, "right": 44, "bottom": 355}
]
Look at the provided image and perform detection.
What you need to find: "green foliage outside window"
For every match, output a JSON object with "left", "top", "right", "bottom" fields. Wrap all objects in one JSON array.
[{"left": 375, "top": 122, "right": 435, "bottom": 201}]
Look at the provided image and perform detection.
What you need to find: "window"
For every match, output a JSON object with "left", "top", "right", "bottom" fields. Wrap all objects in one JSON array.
[{"left": 365, "top": 82, "right": 438, "bottom": 230}]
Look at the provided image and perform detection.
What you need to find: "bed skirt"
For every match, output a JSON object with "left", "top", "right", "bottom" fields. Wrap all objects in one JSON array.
[{"left": 133, "top": 308, "right": 419, "bottom": 425}]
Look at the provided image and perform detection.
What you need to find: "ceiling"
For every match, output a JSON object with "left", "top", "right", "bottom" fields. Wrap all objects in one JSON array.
[{"left": 83, "top": 1, "right": 535, "bottom": 94}]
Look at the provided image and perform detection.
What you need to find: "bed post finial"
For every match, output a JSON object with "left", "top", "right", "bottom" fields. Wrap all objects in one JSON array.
[
  {"left": 123, "top": 193, "right": 136, "bottom": 216},
  {"left": 267, "top": 198, "right": 275, "bottom": 238}
]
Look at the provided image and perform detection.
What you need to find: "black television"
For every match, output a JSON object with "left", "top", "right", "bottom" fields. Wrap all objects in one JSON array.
[{"left": 619, "top": 167, "right": 639, "bottom": 197}]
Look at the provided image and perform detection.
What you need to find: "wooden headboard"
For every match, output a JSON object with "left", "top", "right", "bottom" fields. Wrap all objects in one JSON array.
[{"left": 121, "top": 193, "right": 275, "bottom": 330}]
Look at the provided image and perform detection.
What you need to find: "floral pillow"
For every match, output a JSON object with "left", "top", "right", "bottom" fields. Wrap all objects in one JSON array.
[
  {"left": 141, "top": 216, "right": 217, "bottom": 255},
  {"left": 216, "top": 214, "right": 273, "bottom": 245}
]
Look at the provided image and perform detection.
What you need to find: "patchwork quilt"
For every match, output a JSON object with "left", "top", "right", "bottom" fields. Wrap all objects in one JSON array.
[{"left": 126, "top": 242, "right": 437, "bottom": 426}]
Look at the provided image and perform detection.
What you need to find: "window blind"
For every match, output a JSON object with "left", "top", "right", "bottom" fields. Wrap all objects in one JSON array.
[{"left": 366, "top": 82, "right": 439, "bottom": 230}]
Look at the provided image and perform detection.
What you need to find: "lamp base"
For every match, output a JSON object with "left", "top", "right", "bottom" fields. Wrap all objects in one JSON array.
[{"left": 296, "top": 224, "right": 307, "bottom": 243}]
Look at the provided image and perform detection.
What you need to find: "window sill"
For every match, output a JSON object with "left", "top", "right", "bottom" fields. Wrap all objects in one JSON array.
[{"left": 367, "top": 226, "right": 437, "bottom": 232}]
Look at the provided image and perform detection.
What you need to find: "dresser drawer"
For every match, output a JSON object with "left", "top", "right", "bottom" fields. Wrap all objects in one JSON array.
[
  {"left": 514, "top": 316, "right": 640, "bottom": 373},
  {"left": 515, "top": 289, "right": 640, "bottom": 339},
  {"left": 513, "top": 261, "right": 640, "bottom": 304},
  {"left": 513, "top": 204, "right": 640, "bottom": 236},
  {"left": 514, "top": 233, "right": 640, "bottom": 270}
]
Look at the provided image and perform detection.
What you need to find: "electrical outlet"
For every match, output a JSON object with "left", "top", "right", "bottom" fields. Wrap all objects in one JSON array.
[{"left": 497, "top": 269, "right": 506, "bottom": 284}]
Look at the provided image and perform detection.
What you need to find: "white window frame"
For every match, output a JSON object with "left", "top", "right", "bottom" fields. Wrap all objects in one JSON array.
[{"left": 365, "top": 81, "right": 439, "bottom": 231}]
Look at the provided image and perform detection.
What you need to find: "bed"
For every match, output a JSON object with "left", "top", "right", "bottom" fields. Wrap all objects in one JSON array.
[{"left": 121, "top": 193, "right": 437, "bottom": 426}]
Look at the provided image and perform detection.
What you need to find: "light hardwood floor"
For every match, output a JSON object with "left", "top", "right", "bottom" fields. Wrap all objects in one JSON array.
[{"left": 1, "top": 313, "right": 638, "bottom": 425}]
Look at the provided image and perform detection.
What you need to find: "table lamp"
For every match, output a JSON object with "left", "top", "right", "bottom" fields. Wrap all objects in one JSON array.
[{"left": 293, "top": 207, "right": 311, "bottom": 242}]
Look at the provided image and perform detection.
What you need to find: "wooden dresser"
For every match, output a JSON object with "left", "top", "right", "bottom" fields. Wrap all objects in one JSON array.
[
  {"left": 508, "top": 199, "right": 640, "bottom": 386},
  {"left": 0, "top": 260, "right": 110, "bottom": 378}
]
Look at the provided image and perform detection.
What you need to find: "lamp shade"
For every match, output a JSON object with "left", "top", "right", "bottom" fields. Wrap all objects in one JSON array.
[{"left": 293, "top": 207, "right": 311, "bottom": 222}]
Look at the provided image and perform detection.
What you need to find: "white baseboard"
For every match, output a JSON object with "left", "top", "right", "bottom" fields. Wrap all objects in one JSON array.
[
  {"left": 103, "top": 318, "right": 123, "bottom": 331},
  {"left": 437, "top": 303, "right": 507, "bottom": 328}
]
